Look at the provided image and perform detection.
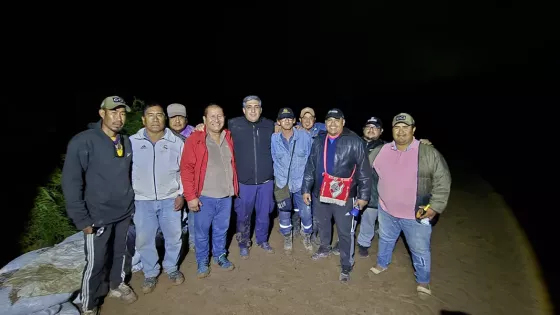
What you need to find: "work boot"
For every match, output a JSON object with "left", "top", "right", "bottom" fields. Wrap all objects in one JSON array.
[
  {"left": 283, "top": 232, "right": 293, "bottom": 253},
  {"left": 302, "top": 233, "right": 313, "bottom": 251}
]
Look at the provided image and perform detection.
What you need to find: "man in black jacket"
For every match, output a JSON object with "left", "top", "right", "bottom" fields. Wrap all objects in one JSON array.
[
  {"left": 62, "top": 96, "right": 138, "bottom": 314},
  {"left": 228, "top": 95, "right": 276, "bottom": 258},
  {"left": 302, "top": 108, "right": 372, "bottom": 282}
]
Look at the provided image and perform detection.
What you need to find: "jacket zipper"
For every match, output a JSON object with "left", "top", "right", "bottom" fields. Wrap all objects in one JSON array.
[
  {"left": 253, "top": 125, "right": 258, "bottom": 184},
  {"left": 151, "top": 142, "right": 158, "bottom": 200}
]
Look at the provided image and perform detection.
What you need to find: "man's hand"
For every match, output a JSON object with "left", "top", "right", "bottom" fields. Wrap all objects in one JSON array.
[
  {"left": 83, "top": 226, "right": 94, "bottom": 234},
  {"left": 355, "top": 199, "right": 368, "bottom": 210},
  {"left": 419, "top": 139, "right": 433, "bottom": 146},
  {"left": 195, "top": 123, "right": 204, "bottom": 131},
  {"left": 418, "top": 206, "right": 437, "bottom": 220},
  {"left": 174, "top": 195, "right": 185, "bottom": 211},
  {"left": 187, "top": 198, "right": 202, "bottom": 212},
  {"left": 303, "top": 193, "right": 311, "bottom": 205},
  {"left": 274, "top": 124, "right": 281, "bottom": 133}
]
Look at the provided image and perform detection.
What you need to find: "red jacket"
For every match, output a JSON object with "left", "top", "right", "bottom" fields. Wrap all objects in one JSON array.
[{"left": 180, "top": 128, "right": 239, "bottom": 201}]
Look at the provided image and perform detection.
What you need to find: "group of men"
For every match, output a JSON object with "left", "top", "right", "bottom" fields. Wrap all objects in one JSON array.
[{"left": 61, "top": 95, "right": 451, "bottom": 315}]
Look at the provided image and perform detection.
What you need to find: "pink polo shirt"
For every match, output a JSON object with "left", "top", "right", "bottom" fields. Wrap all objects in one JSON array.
[{"left": 373, "top": 139, "right": 420, "bottom": 219}]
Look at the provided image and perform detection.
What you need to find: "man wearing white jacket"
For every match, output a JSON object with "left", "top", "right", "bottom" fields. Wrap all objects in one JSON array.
[{"left": 130, "top": 102, "right": 185, "bottom": 294}]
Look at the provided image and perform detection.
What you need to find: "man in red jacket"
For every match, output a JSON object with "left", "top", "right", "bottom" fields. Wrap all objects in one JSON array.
[{"left": 180, "top": 104, "right": 239, "bottom": 278}]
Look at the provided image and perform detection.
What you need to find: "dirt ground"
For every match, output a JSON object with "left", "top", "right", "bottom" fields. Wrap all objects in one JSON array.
[{"left": 101, "top": 176, "right": 552, "bottom": 315}]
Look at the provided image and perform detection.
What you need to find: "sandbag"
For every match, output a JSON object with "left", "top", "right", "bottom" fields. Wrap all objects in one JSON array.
[{"left": 0, "top": 232, "right": 84, "bottom": 315}]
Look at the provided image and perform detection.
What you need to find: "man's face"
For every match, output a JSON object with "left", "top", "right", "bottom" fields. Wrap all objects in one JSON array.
[
  {"left": 142, "top": 105, "right": 166, "bottom": 133},
  {"left": 204, "top": 106, "right": 225, "bottom": 133},
  {"left": 278, "top": 117, "right": 295, "bottom": 131},
  {"left": 392, "top": 123, "right": 416, "bottom": 146},
  {"left": 99, "top": 107, "right": 127, "bottom": 133},
  {"left": 300, "top": 112, "right": 316, "bottom": 130},
  {"left": 242, "top": 100, "right": 262, "bottom": 122},
  {"left": 169, "top": 115, "right": 187, "bottom": 133},
  {"left": 326, "top": 117, "right": 344, "bottom": 136},
  {"left": 363, "top": 124, "right": 382, "bottom": 141}
]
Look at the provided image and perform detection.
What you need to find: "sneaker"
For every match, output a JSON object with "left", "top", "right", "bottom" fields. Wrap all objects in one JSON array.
[
  {"left": 197, "top": 260, "right": 210, "bottom": 279},
  {"left": 302, "top": 233, "right": 313, "bottom": 251},
  {"left": 214, "top": 253, "right": 235, "bottom": 270},
  {"left": 141, "top": 277, "right": 157, "bottom": 294},
  {"left": 339, "top": 266, "right": 351, "bottom": 283},
  {"left": 108, "top": 283, "right": 138, "bottom": 303},
  {"left": 258, "top": 242, "right": 275, "bottom": 254},
  {"left": 358, "top": 245, "right": 369, "bottom": 258},
  {"left": 331, "top": 242, "right": 340, "bottom": 256},
  {"left": 240, "top": 247, "right": 250, "bottom": 259},
  {"left": 311, "top": 247, "right": 331, "bottom": 260},
  {"left": 83, "top": 307, "right": 99, "bottom": 315},
  {"left": 283, "top": 232, "right": 293, "bottom": 252},
  {"left": 168, "top": 270, "right": 185, "bottom": 285}
]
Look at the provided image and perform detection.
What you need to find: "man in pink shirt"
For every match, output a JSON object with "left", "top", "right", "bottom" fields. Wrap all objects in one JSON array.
[{"left": 368, "top": 113, "right": 451, "bottom": 298}]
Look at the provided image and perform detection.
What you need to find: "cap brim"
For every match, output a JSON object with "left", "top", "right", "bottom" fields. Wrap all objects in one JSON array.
[
  {"left": 104, "top": 104, "right": 132, "bottom": 112},
  {"left": 392, "top": 122, "right": 412, "bottom": 126},
  {"left": 168, "top": 112, "right": 186, "bottom": 117}
]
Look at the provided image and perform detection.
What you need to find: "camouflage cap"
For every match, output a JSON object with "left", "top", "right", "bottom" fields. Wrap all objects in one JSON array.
[
  {"left": 100, "top": 96, "right": 131, "bottom": 112},
  {"left": 392, "top": 113, "right": 415, "bottom": 126}
]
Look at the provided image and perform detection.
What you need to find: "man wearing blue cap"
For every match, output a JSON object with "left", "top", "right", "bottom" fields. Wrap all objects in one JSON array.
[
  {"left": 302, "top": 108, "right": 372, "bottom": 282},
  {"left": 271, "top": 107, "right": 314, "bottom": 253}
]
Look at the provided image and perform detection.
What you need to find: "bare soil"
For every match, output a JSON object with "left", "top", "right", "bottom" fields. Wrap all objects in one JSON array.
[{"left": 101, "top": 177, "right": 552, "bottom": 315}]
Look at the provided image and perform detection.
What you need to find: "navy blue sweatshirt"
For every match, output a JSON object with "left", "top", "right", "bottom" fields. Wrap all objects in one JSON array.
[
  {"left": 62, "top": 120, "right": 135, "bottom": 230},
  {"left": 228, "top": 116, "right": 275, "bottom": 185}
]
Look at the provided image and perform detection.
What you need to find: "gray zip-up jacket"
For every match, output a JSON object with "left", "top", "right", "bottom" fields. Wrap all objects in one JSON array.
[{"left": 130, "top": 128, "right": 184, "bottom": 201}]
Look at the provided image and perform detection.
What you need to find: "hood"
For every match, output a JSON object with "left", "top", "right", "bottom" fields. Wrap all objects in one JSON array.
[{"left": 88, "top": 119, "right": 102, "bottom": 130}]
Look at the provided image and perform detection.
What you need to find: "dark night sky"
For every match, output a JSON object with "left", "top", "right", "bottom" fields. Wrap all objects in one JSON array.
[{"left": 4, "top": 0, "right": 559, "bottom": 306}]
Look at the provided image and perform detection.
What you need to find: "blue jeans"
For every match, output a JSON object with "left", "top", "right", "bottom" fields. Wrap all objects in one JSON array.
[
  {"left": 195, "top": 196, "right": 232, "bottom": 264},
  {"left": 357, "top": 207, "right": 378, "bottom": 247},
  {"left": 188, "top": 210, "right": 195, "bottom": 246},
  {"left": 134, "top": 199, "right": 182, "bottom": 278},
  {"left": 377, "top": 207, "right": 432, "bottom": 284},
  {"left": 279, "top": 191, "right": 312, "bottom": 235}
]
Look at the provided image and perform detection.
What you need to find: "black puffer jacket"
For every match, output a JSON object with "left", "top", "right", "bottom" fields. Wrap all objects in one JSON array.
[
  {"left": 302, "top": 128, "right": 372, "bottom": 201},
  {"left": 362, "top": 137, "right": 387, "bottom": 208}
]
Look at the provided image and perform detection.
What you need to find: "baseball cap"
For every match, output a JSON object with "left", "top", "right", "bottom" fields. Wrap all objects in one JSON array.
[
  {"left": 392, "top": 113, "right": 415, "bottom": 126},
  {"left": 325, "top": 108, "right": 344, "bottom": 119},
  {"left": 277, "top": 107, "right": 295, "bottom": 120},
  {"left": 100, "top": 96, "right": 131, "bottom": 112},
  {"left": 364, "top": 116, "right": 383, "bottom": 129},
  {"left": 167, "top": 103, "right": 187, "bottom": 117},
  {"left": 300, "top": 107, "right": 315, "bottom": 118}
]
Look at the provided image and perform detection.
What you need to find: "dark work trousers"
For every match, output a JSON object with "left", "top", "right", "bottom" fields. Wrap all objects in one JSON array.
[
  {"left": 313, "top": 194, "right": 356, "bottom": 270},
  {"left": 81, "top": 216, "right": 132, "bottom": 311},
  {"left": 234, "top": 181, "right": 275, "bottom": 247}
]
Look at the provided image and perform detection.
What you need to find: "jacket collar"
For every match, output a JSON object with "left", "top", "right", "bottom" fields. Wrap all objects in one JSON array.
[{"left": 133, "top": 128, "right": 177, "bottom": 143}]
